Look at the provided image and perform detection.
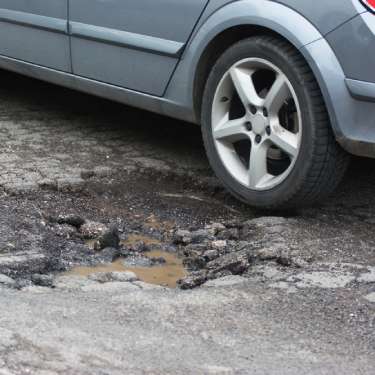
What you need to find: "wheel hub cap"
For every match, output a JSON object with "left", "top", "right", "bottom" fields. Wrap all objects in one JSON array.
[
  {"left": 251, "top": 114, "right": 267, "bottom": 135},
  {"left": 211, "top": 58, "right": 302, "bottom": 191}
]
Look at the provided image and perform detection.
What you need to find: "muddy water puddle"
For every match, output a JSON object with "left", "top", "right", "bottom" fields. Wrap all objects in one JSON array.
[{"left": 65, "top": 250, "right": 187, "bottom": 288}]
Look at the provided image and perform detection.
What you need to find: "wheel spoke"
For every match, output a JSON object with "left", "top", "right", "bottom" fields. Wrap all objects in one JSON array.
[
  {"left": 248, "top": 141, "right": 269, "bottom": 189},
  {"left": 264, "top": 74, "right": 290, "bottom": 115},
  {"left": 212, "top": 58, "right": 302, "bottom": 192},
  {"left": 213, "top": 116, "right": 248, "bottom": 142},
  {"left": 269, "top": 125, "right": 299, "bottom": 157},
  {"left": 230, "top": 67, "right": 263, "bottom": 107}
]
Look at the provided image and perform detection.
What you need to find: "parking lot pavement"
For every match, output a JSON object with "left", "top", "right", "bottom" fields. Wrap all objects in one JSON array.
[{"left": 0, "top": 70, "right": 374, "bottom": 374}]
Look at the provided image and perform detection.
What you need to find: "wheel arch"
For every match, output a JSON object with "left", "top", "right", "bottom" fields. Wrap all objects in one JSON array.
[
  {"left": 177, "top": 1, "right": 331, "bottom": 124},
  {"left": 192, "top": 24, "right": 296, "bottom": 120}
]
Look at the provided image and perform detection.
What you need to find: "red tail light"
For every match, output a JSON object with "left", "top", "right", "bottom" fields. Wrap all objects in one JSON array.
[{"left": 361, "top": 0, "right": 375, "bottom": 12}]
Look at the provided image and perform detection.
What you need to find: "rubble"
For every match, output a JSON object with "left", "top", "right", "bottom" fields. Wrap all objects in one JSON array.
[
  {"left": 95, "top": 226, "right": 120, "bottom": 250},
  {"left": 88, "top": 271, "right": 138, "bottom": 283},
  {"left": 0, "top": 274, "right": 15, "bottom": 287},
  {"left": 31, "top": 274, "right": 54, "bottom": 287},
  {"left": 80, "top": 221, "right": 109, "bottom": 239},
  {"left": 178, "top": 271, "right": 207, "bottom": 289},
  {"left": 56, "top": 214, "right": 85, "bottom": 228}
]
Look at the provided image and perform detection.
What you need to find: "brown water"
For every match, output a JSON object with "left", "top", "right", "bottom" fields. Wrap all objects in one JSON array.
[{"left": 65, "top": 250, "right": 186, "bottom": 288}]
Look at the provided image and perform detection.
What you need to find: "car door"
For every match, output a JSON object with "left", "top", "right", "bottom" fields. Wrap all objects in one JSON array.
[
  {"left": 0, "top": 0, "right": 70, "bottom": 71},
  {"left": 69, "top": 0, "right": 209, "bottom": 96}
]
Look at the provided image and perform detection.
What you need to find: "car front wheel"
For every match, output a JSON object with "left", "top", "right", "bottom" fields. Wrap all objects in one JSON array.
[{"left": 201, "top": 36, "right": 349, "bottom": 209}]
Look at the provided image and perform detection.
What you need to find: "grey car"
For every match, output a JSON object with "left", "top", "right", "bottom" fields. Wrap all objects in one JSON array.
[{"left": 0, "top": 0, "right": 374, "bottom": 209}]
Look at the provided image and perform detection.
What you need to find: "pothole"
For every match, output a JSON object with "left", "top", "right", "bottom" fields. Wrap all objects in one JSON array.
[
  {"left": 121, "top": 233, "right": 162, "bottom": 247},
  {"left": 64, "top": 250, "right": 187, "bottom": 288}
]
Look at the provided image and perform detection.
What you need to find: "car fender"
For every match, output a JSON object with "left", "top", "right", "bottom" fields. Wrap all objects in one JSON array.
[{"left": 164, "top": 0, "right": 330, "bottom": 123}]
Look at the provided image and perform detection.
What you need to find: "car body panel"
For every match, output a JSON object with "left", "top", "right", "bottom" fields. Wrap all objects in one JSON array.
[
  {"left": 301, "top": 37, "right": 375, "bottom": 158},
  {"left": 326, "top": 11, "right": 375, "bottom": 82},
  {"left": 196, "top": 0, "right": 362, "bottom": 38},
  {"left": 69, "top": 0, "right": 209, "bottom": 96},
  {"left": 166, "top": 0, "right": 325, "bottom": 119},
  {"left": 0, "top": 0, "right": 70, "bottom": 71},
  {"left": 165, "top": 0, "right": 375, "bottom": 156},
  {"left": 273, "top": 0, "right": 363, "bottom": 35},
  {"left": 0, "top": 0, "right": 374, "bottom": 157}
]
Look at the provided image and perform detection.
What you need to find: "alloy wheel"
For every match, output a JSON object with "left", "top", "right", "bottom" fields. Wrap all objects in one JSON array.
[{"left": 211, "top": 58, "right": 302, "bottom": 191}]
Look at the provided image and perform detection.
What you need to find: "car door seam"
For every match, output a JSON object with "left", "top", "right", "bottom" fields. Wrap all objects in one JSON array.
[{"left": 67, "top": 0, "right": 73, "bottom": 74}]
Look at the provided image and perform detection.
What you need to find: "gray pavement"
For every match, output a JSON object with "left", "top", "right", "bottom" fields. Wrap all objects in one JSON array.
[
  {"left": 0, "top": 278, "right": 373, "bottom": 375},
  {"left": 0, "top": 70, "right": 374, "bottom": 374}
]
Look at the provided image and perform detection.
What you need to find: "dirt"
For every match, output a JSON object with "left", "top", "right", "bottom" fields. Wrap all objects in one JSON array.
[
  {"left": 0, "top": 167, "right": 244, "bottom": 280},
  {"left": 0, "top": 70, "right": 374, "bottom": 374}
]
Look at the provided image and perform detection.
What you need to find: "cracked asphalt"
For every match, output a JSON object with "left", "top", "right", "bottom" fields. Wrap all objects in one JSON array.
[
  {"left": 0, "top": 69, "right": 374, "bottom": 374},
  {"left": 0, "top": 70, "right": 210, "bottom": 194}
]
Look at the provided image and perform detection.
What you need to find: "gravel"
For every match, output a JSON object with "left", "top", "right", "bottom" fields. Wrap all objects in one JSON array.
[
  {"left": 0, "top": 71, "right": 374, "bottom": 373},
  {"left": 88, "top": 271, "right": 138, "bottom": 283},
  {"left": 0, "top": 274, "right": 15, "bottom": 287}
]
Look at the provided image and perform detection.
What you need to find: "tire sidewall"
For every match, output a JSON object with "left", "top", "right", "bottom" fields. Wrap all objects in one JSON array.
[{"left": 201, "top": 37, "right": 318, "bottom": 208}]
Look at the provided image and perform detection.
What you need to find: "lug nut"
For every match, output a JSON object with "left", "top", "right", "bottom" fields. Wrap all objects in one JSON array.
[
  {"left": 266, "top": 126, "right": 271, "bottom": 135},
  {"left": 249, "top": 105, "right": 257, "bottom": 114},
  {"left": 263, "top": 108, "right": 268, "bottom": 117},
  {"left": 245, "top": 121, "right": 252, "bottom": 131},
  {"left": 255, "top": 135, "right": 262, "bottom": 144}
]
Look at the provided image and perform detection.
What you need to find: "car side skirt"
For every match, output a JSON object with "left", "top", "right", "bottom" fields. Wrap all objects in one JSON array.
[{"left": 0, "top": 53, "right": 193, "bottom": 123}]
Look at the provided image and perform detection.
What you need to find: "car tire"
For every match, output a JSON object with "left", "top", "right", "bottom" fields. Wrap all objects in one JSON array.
[{"left": 201, "top": 35, "right": 349, "bottom": 209}]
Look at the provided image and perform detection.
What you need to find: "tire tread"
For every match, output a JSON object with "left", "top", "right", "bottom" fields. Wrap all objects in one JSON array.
[{"left": 201, "top": 35, "right": 349, "bottom": 209}]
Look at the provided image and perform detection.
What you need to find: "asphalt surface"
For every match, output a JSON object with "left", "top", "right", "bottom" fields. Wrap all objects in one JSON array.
[{"left": 0, "top": 70, "right": 374, "bottom": 374}]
